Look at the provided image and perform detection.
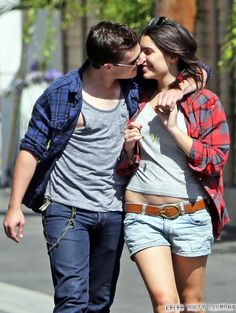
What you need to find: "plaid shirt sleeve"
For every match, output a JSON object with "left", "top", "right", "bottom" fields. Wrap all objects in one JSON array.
[
  {"left": 20, "top": 89, "right": 52, "bottom": 159},
  {"left": 185, "top": 90, "right": 230, "bottom": 176},
  {"left": 182, "top": 89, "right": 230, "bottom": 239},
  {"left": 116, "top": 142, "right": 140, "bottom": 177},
  {"left": 19, "top": 73, "right": 79, "bottom": 160}
]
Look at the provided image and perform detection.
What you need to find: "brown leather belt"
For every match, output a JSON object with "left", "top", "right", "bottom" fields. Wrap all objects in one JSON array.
[{"left": 125, "top": 199, "right": 207, "bottom": 220}]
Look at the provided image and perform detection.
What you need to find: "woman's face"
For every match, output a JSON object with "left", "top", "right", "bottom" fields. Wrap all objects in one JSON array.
[{"left": 139, "top": 35, "right": 176, "bottom": 82}]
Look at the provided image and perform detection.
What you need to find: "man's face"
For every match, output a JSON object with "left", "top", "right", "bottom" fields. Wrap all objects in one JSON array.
[{"left": 111, "top": 44, "right": 142, "bottom": 79}]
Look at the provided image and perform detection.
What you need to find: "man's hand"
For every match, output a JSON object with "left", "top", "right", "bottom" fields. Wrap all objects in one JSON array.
[
  {"left": 155, "top": 89, "right": 184, "bottom": 112},
  {"left": 2, "top": 150, "right": 38, "bottom": 243},
  {"left": 3, "top": 208, "right": 25, "bottom": 243}
]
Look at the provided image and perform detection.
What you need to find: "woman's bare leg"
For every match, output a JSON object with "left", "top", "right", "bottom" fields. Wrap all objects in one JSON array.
[
  {"left": 134, "top": 246, "right": 180, "bottom": 313},
  {"left": 173, "top": 254, "right": 208, "bottom": 313}
]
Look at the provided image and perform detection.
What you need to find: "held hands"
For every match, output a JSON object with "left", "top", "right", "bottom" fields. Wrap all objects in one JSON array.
[
  {"left": 155, "top": 104, "right": 178, "bottom": 130},
  {"left": 124, "top": 88, "right": 182, "bottom": 154},
  {"left": 155, "top": 103, "right": 193, "bottom": 157},
  {"left": 155, "top": 88, "right": 184, "bottom": 112}
]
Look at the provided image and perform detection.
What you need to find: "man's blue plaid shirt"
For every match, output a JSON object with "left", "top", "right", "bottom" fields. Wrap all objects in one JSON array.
[{"left": 21, "top": 60, "right": 140, "bottom": 212}]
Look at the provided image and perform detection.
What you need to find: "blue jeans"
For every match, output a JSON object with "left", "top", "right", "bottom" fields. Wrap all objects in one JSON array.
[{"left": 42, "top": 202, "right": 124, "bottom": 313}]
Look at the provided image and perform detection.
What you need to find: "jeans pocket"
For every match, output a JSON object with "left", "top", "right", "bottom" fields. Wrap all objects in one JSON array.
[
  {"left": 42, "top": 204, "right": 77, "bottom": 252},
  {"left": 185, "top": 208, "right": 212, "bottom": 226},
  {"left": 124, "top": 213, "right": 139, "bottom": 228}
]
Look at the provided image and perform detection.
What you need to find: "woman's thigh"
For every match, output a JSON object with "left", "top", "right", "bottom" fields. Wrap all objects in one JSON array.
[
  {"left": 173, "top": 254, "right": 208, "bottom": 309},
  {"left": 134, "top": 246, "right": 179, "bottom": 306}
]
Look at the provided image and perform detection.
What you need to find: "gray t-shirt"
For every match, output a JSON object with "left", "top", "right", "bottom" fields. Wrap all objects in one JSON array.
[
  {"left": 127, "top": 103, "right": 208, "bottom": 200},
  {"left": 45, "top": 97, "right": 129, "bottom": 212}
]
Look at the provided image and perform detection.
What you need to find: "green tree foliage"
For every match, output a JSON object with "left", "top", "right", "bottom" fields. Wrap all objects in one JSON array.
[
  {"left": 5, "top": 0, "right": 154, "bottom": 68},
  {"left": 219, "top": 0, "right": 236, "bottom": 70},
  {"left": 11, "top": 0, "right": 154, "bottom": 39},
  {"left": 89, "top": 0, "right": 154, "bottom": 33},
  {"left": 11, "top": 0, "right": 86, "bottom": 68}
]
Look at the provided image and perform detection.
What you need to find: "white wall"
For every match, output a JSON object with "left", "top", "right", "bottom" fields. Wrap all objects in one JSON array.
[{"left": 0, "top": 9, "right": 22, "bottom": 185}]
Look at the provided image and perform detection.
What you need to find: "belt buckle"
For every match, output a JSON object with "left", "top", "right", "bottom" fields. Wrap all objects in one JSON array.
[{"left": 160, "top": 204, "right": 180, "bottom": 219}]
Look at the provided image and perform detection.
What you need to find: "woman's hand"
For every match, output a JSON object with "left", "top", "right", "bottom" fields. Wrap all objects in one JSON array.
[
  {"left": 124, "top": 122, "right": 143, "bottom": 157},
  {"left": 155, "top": 104, "right": 193, "bottom": 157},
  {"left": 155, "top": 104, "right": 178, "bottom": 130}
]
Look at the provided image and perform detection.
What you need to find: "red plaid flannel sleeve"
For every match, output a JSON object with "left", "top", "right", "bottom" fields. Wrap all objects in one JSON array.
[
  {"left": 116, "top": 142, "right": 140, "bottom": 177},
  {"left": 185, "top": 90, "right": 230, "bottom": 176}
]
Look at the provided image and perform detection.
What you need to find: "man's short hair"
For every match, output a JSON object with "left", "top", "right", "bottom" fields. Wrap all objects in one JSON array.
[{"left": 86, "top": 21, "right": 138, "bottom": 68}]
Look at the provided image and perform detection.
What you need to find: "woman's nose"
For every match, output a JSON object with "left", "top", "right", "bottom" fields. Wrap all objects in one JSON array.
[{"left": 137, "top": 52, "right": 146, "bottom": 64}]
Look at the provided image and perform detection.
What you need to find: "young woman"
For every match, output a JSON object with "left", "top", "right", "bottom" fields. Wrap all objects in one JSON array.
[{"left": 122, "top": 17, "right": 230, "bottom": 313}]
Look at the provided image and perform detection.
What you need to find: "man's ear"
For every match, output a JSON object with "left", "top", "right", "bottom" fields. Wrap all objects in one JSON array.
[{"left": 103, "top": 63, "right": 113, "bottom": 71}]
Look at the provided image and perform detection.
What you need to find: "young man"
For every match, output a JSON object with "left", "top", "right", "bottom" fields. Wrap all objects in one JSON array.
[{"left": 3, "top": 21, "right": 209, "bottom": 313}]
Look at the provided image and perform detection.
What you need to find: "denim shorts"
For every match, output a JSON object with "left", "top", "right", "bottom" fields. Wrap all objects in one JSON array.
[{"left": 124, "top": 208, "right": 214, "bottom": 258}]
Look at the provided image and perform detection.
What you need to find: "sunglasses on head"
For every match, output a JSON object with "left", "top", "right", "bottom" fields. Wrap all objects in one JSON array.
[{"left": 147, "top": 16, "right": 175, "bottom": 28}]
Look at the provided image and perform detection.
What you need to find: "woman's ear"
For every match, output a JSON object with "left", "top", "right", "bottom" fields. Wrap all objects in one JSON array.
[{"left": 170, "top": 55, "right": 179, "bottom": 64}]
